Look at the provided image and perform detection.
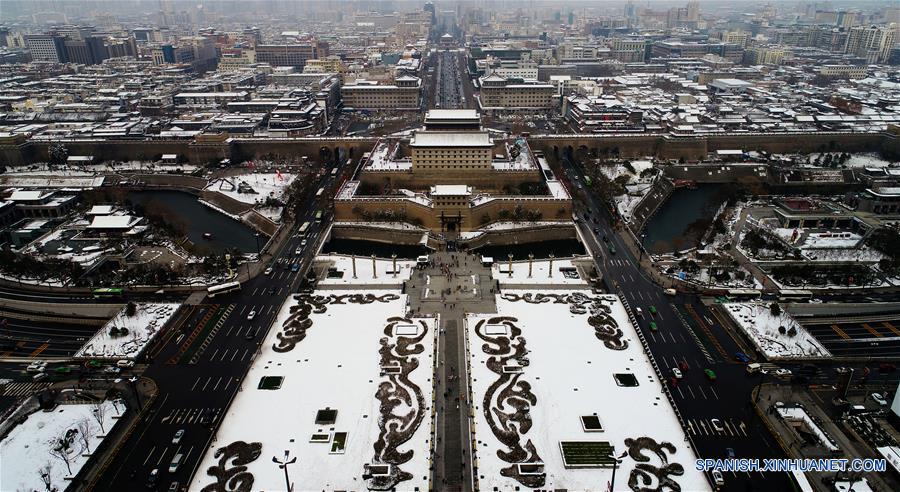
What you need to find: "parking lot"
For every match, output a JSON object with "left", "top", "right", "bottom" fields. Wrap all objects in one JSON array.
[{"left": 802, "top": 315, "right": 900, "bottom": 358}]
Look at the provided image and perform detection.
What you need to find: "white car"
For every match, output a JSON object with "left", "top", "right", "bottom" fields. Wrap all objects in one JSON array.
[
  {"left": 26, "top": 361, "right": 47, "bottom": 373},
  {"left": 264, "top": 267, "right": 273, "bottom": 275},
  {"left": 172, "top": 429, "right": 185, "bottom": 445},
  {"left": 116, "top": 360, "right": 135, "bottom": 368},
  {"left": 870, "top": 393, "right": 888, "bottom": 406},
  {"left": 710, "top": 418, "right": 724, "bottom": 432},
  {"left": 247, "top": 310, "right": 256, "bottom": 320},
  {"left": 712, "top": 469, "right": 725, "bottom": 487},
  {"left": 774, "top": 368, "right": 792, "bottom": 378},
  {"left": 672, "top": 368, "right": 683, "bottom": 379}
]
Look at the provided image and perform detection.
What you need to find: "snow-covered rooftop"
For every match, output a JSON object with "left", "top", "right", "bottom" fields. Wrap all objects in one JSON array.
[{"left": 411, "top": 131, "right": 492, "bottom": 147}]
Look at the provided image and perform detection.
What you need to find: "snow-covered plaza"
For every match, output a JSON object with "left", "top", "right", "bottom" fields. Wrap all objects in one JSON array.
[
  {"left": 75, "top": 303, "right": 180, "bottom": 359},
  {"left": 722, "top": 302, "right": 830, "bottom": 360},
  {"left": 189, "top": 290, "right": 436, "bottom": 491},
  {"left": 467, "top": 290, "right": 709, "bottom": 491}
]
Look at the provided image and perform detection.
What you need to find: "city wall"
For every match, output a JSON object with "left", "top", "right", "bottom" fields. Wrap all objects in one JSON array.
[{"left": 2, "top": 132, "right": 893, "bottom": 167}]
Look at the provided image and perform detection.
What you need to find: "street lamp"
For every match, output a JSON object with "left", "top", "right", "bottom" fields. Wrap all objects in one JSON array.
[
  {"left": 128, "top": 376, "right": 142, "bottom": 411},
  {"left": 639, "top": 233, "right": 647, "bottom": 262},
  {"left": 609, "top": 450, "right": 629, "bottom": 491},
  {"left": 254, "top": 233, "right": 260, "bottom": 256},
  {"left": 272, "top": 450, "right": 296, "bottom": 492}
]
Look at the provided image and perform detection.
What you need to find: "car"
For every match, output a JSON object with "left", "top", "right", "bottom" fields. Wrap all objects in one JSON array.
[
  {"left": 672, "top": 367, "right": 683, "bottom": 379},
  {"left": 593, "top": 227, "right": 599, "bottom": 234},
  {"left": 712, "top": 469, "right": 725, "bottom": 487},
  {"left": 774, "top": 368, "right": 792, "bottom": 378},
  {"left": 704, "top": 369, "right": 717, "bottom": 381},
  {"left": 879, "top": 363, "right": 897, "bottom": 373},
  {"left": 726, "top": 447, "right": 735, "bottom": 459},
  {"left": 264, "top": 267, "right": 273, "bottom": 275},
  {"left": 104, "top": 366, "right": 121, "bottom": 374},
  {"left": 246, "top": 310, "right": 256, "bottom": 320},
  {"left": 294, "top": 247, "right": 302, "bottom": 255},
  {"left": 648, "top": 305, "right": 657, "bottom": 315},
  {"left": 245, "top": 330, "right": 255, "bottom": 340},
  {"left": 268, "top": 287, "right": 276, "bottom": 295},
  {"left": 54, "top": 366, "right": 72, "bottom": 374},
  {"left": 168, "top": 453, "right": 184, "bottom": 473},
  {"left": 678, "top": 360, "right": 690, "bottom": 372},
  {"left": 199, "top": 409, "right": 213, "bottom": 427},
  {"left": 291, "top": 263, "right": 300, "bottom": 272},
  {"left": 168, "top": 482, "right": 180, "bottom": 492},
  {"left": 648, "top": 321, "right": 658, "bottom": 332},
  {"left": 32, "top": 372, "right": 48, "bottom": 382},
  {"left": 635, "top": 307, "right": 643, "bottom": 318},
  {"left": 734, "top": 352, "right": 750, "bottom": 363},
  {"left": 146, "top": 469, "right": 159, "bottom": 488},
  {"left": 602, "top": 235, "right": 609, "bottom": 242},
  {"left": 26, "top": 361, "right": 47, "bottom": 373},
  {"left": 711, "top": 418, "right": 724, "bottom": 432},
  {"left": 117, "top": 360, "right": 135, "bottom": 368},
  {"left": 664, "top": 288, "right": 677, "bottom": 296},
  {"left": 300, "top": 239, "right": 308, "bottom": 247},
  {"left": 870, "top": 393, "right": 888, "bottom": 406},
  {"left": 172, "top": 429, "right": 184, "bottom": 445},
  {"left": 608, "top": 244, "right": 616, "bottom": 254}
]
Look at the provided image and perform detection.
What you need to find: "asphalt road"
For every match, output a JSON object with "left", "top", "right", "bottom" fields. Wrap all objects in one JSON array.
[
  {"left": 94, "top": 173, "right": 336, "bottom": 492},
  {"left": 560, "top": 154, "right": 794, "bottom": 491},
  {"left": 0, "top": 314, "right": 99, "bottom": 358}
]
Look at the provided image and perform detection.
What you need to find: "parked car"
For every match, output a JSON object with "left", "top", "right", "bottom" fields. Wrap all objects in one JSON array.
[
  {"left": 246, "top": 310, "right": 256, "bottom": 321},
  {"left": 704, "top": 369, "right": 717, "bottom": 381},
  {"left": 168, "top": 453, "right": 184, "bottom": 473},
  {"left": 664, "top": 288, "right": 677, "bottom": 296},
  {"left": 678, "top": 360, "right": 690, "bottom": 372},
  {"left": 168, "top": 482, "right": 180, "bottom": 492},
  {"left": 635, "top": 307, "right": 643, "bottom": 318},
  {"left": 734, "top": 352, "right": 750, "bottom": 363},
  {"left": 104, "top": 366, "right": 121, "bottom": 374},
  {"left": 172, "top": 429, "right": 184, "bottom": 445},
  {"left": 32, "top": 372, "right": 48, "bottom": 382},
  {"left": 648, "top": 321, "right": 658, "bottom": 332},
  {"left": 774, "top": 368, "right": 792, "bottom": 378},
  {"left": 711, "top": 419, "right": 724, "bottom": 432},
  {"left": 264, "top": 267, "right": 273, "bottom": 275},
  {"left": 712, "top": 469, "right": 725, "bottom": 487},
  {"left": 117, "top": 360, "right": 135, "bottom": 368},
  {"left": 726, "top": 447, "right": 735, "bottom": 459},
  {"left": 672, "top": 368, "right": 683, "bottom": 379},
  {"left": 26, "top": 361, "right": 47, "bottom": 373},
  {"left": 648, "top": 305, "right": 657, "bottom": 315}
]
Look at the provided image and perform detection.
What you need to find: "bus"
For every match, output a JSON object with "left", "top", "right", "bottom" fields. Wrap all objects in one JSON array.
[
  {"left": 726, "top": 288, "right": 762, "bottom": 300},
  {"left": 298, "top": 222, "right": 311, "bottom": 234},
  {"left": 315, "top": 187, "right": 325, "bottom": 197},
  {"left": 92, "top": 287, "right": 124, "bottom": 298},
  {"left": 208, "top": 281, "right": 241, "bottom": 297},
  {"left": 315, "top": 211, "right": 323, "bottom": 222},
  {"left": 583, "top": 176, "right": 592, "bottom": 187},
  {"left": 778, "top": 289, "right": 814, "bottom": 302}
]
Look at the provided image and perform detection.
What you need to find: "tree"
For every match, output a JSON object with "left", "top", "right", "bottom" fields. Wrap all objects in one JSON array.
[
  {"left": 125, "top": 301, "right": 137, "bottom": 317},
  {"left": 778, "top": 325, "right": 787, "bottom": 335},
  {"left": 92, "top": 401, "right": 107, "bottom": 434},
  {"left": 49, "top": 430, "right": 76, "bottom": 475},
  {"left": 76, "top": 419, "right": 93, "bottom": 454},
  {"left": 787, "top": 326, "right": 798, "bottom": 337},
  {"left": 770, "top": 302, "right": 781, "bottom": 316},
  {"left": 38, "top": 462, "right": 55, "bottom": 492},
  {"left": 48, "top": 143, "right": 68, "bottom": 166}
]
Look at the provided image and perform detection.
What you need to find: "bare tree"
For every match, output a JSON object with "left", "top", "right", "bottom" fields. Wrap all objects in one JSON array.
[
  {"left": 49, "top": 431, "right": 75, "bottom": 475},
  {"left": 91, "top": 401, "right": 107, "bottom": 434},
  {"left": 37, "top": 462, "right": 55, "bottom": 491},
  {"left": 76, "top": 419, "right": 93, "bottom": 454}
]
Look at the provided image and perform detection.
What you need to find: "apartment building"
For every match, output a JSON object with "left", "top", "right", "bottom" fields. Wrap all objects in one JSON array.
[
  {"left": 479, "top": 74, "right": 555, "bottom": 109},
  {"left": 340, "top": 75, "right": 420, "bottom": 109}
]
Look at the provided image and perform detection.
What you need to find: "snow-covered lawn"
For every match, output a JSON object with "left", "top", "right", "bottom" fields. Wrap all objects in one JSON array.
[
  {"left": 205, "top": 173, "right": 296, "bottom": 205},
  {"left": 723, "top": 302, "right": 830, "bottom": 360},
  {"left": 467, "top": 291, "right": 708, "bottom": 491},
  {"left": 190, "top": 290, "right": 435, "bottom": 491},
  {"left": 75, "top": 303, "right": 179, "bottom": 359},
  {"left": 0, "top": 400, "right": 125, "bottom": 492},
  {"left": 492, "top": 258, "right": 590, "bottom": 286},
  {"left": 315, "top": 254, "right": 416, "bottom": 286}
]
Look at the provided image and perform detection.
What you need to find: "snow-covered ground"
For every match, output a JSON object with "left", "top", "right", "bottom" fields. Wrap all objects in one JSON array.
[
  {"left": 0, "top": 400, "right": 125, "bottom": 492},
  {"left": 316, "top": 254, "right": 416, "bottom": 286},
  {"left": 615, "top": 182, "right": 654, "bottom": 220},
  {"left": 205, "top": 173, "right": 296, "bottom": 205},
  {"left": 190, "top": 290, "right": 435, "bottom": 491},
  {"left": 467, "top": 291, "right": 708, "bottom": 491},
  {"left": 75, "top": 303, "right": 179, "bottom": 359},
  {"left": 722, "top": 302, "right": 830, "bottom": 360},
  {"left": 492, "top": 258, "right": 590, "bottom": 286}
]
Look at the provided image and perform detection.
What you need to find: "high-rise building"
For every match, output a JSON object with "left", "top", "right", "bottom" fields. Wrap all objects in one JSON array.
[
  {"left": 845, "top": 25, "right": 895, "bottom": 63},
  {"left": 64, "top": 36, "right": 107, "bottom": 65},
  {"left": 24, "top": 34, "right": 68, "bottom": 62},
  {"left": 256, "top": 41, "right": 326, "bottom": 68}
]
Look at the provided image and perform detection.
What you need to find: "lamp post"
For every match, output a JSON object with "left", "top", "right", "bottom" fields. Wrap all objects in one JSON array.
[
  {"left": 507, "top": 253, "right": 513, "bottom": 278},
  {"left": 128, "top": 376, "right": 141, "bottom": 411},
  {"left": 371, "top": 254, "right": 377, "bottom": 278},
  {"left": 392, "top": 253, "right": 397, "bottom": 278},
  {"left": 609, "top": 450, "right": 628, "bottom": 491},
  {"left": 527, "top": 253, "right": 534, "bottom": 278},
  {"left": 272, "top": 450, "right": 296, "bottom": 492},
  {"left": 639, "top": 233, "right": 647, "bottom": 262},
  {"left": 548, "top": 253, "right": 554, "bottom": 278},
  {"left": 254, "top": 232, "right": 260, "bottom": 256},
  {"left": 351, "top": 254, "right": 357, "bottom": 279}
]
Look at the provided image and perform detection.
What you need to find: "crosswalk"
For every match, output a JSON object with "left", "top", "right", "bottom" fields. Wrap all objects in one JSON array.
[
  {"left": 159, "top": 407, "right": 222, "bottom": 426},
  {"left": 0, "top": 381, "right": 51, "bottom": 397},
  {"left": 686, "top": 417, "right": 749, "bottom": 438}
]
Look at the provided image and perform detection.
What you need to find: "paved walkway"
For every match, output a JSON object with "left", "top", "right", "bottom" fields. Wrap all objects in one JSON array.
[{"left": 407, "top": 251, "right": 496, "bottom": 492}]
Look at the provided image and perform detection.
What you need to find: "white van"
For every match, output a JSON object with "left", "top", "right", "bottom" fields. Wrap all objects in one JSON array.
[
  {"left": 635, "top": 307, "right": 644, "bottom": 318},
  {"left": 746, "top": 363, "right": 762, "bottom": 374},
  {"left": 168, "top": 453, "right": 184, "bottom": 473},
  {"left": 664, "top": 288, "right": 677, "bottom": 296}
]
